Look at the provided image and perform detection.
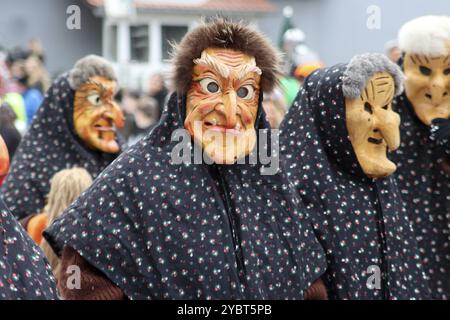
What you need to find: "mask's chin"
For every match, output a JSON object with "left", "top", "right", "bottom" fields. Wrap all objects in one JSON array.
[
  {"left": 357, "top": 152, "right": 397, "bottom": 178},
  {"left": 198, "top": 129, "right": 257, "bottom": 165},
  {"left": 84, "top": 130, "right": 120, "bottom": 154},
  {"left": 413, "top": 104, "right": 448, "bottom": 126}
]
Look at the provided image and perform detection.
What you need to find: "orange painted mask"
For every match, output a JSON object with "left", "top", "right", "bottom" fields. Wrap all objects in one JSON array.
[
  {"left": 0, "top": 135, "right": 10, "bottom": 185},
  {"left": 185, "top": 48, "right": 262, "bottom": 164},
  {"left": 73, "top": 75, "right": 124, "bottom": 153}
]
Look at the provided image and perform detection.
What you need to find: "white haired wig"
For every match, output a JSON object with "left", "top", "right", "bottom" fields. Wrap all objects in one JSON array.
[{"left": 398, "top": 15, "right": 450, "bottom": 57}]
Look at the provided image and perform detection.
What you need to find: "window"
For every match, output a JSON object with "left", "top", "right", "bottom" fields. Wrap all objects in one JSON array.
[
  {"left": 108, "top": 25, "right": 118, "bottom": 62},
  {"left": 130, "top": 25, "right": 149, "bottom": 62},
  {"left": 161, "top": 25, "right": 188, "bottom": 61}
]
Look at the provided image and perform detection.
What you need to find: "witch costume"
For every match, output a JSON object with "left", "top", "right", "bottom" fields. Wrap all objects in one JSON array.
[
  {"left": 0, "top": 73, "right": 121, "bottom": 220},
  {"left": 0, "top": 198, "right": 58, "bottom": 299},
  {"left": 388, "top": 16, "right": 450, "bottom": 300},
  {"left": 279, "top": 55, "right": 431, "bottom": 299},
  {"left": 43, "top": 90, "right": 328, "bottom": 299},
  {"left": 391, "top": 93, "right": 450, "bottom": 299},
  {"left": 43, "top": 90, "right": 327, "bottom": 300}
]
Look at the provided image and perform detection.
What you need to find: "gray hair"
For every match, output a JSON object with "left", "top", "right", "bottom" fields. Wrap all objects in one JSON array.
[
  {"left": 342, "top": 53, "right": 404, "bottom": 99},
  {"left": 68, "top": 55, "right": 117, "bottom": 90}
]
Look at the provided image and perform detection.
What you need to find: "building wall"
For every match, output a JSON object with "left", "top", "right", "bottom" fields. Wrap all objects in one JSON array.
[
  {"left": 103, "top": 12, "right": 260, "bottom": 90},
  {"left": 259, "top": 0, "right": 450, "bottom": 66},
  {"left": 0, "top": 0, "right": 102, "bottom": 77}
]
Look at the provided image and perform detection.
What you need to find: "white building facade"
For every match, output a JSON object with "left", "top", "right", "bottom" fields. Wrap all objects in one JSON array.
[{"left": 88, "top": 0, "right": 274, "bottom": 89}]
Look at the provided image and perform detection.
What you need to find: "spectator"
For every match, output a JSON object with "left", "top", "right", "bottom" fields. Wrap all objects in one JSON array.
[
  {"left": 6, "top": 48, "right": 43, "bottom": 126},
  {"left": 128, "top": 96, "right": 159, "bottom": 145},
  {"left": 26, "top": 54, "right": 51, "bottom": 94},
  {"left": 384, "top": 39, "right": 401, "bottom": 63},
  {"left": 29, "top": 168, "right": 93, "bottom": 279},
  {"left": 0, "top": 102, "right": 21, "bottom": 158},
  {"left": 118, "top": 89, "right": 140, "bottom": 141},
  {"left": 263, "top": 89, "right": 287, "bottom": 128},
  {"left": 147, "top": 72, "right": 168, "bottom": 119}
]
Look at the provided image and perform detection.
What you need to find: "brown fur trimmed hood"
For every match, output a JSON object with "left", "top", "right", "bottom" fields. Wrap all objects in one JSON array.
[{"left": 171, "top": 18, "right": 282, "bottom": 93}]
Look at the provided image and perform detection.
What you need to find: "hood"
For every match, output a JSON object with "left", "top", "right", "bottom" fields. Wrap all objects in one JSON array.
[{"left": 0, "top": 74, "right": 122, "bottom": 219}]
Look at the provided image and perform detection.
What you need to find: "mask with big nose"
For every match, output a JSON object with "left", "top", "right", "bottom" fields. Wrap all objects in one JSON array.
[
  {"left": 73, "top": 75, "right": 125, "bottom": 154},
  {"left": 345, "top": 72, "right": 401, "bottom": 178},
  {"left": 403, "top": 51, "right": 450, "bottom": 125},
  {"left": 185, "top": 48, "right": 261, "bottom": 164}
]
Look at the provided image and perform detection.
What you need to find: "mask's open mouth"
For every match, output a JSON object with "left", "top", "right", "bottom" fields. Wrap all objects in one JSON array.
[
  {"left": 93, "top": 117, "right": 117, "bottom": 141},
  {"left": 93, "top": 117, "right": 115, "bottom": 132},
  {"left": 368, "top": 137, "right": 383, "bottom": 145},
  {"left": 203, "top": 120, "right": 243, "bottom": 135}
]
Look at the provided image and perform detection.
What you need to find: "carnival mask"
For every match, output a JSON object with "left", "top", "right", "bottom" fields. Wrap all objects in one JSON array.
[
  {"left": 0, "top": 135, "right": 9, "bottom": 184},
  {"left": 185, "top": 48, "right": 261, "bottom": 164},
  {"left": 403, "top": 51, "right": 450, "bottom": 125},
  {"left": 74, "top": 75, "right": 124, "bottom": 153},
  {"left": 345, "top": 72, "right": 401, "bottom": 178}
]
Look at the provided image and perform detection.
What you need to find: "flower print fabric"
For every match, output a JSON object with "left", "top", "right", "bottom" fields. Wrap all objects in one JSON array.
[
  {"left": 280, "top": 64, "right": 431, "bottom": 299},
  {"left": 391, "top": 94, "right": 450, "bottom": 300},
  {"left": 0, "top": 198, "right": 58, "bottom": 299},
  {"left": 0, "top": 74, "right": 122, "bottom": 220},
  {"left": 44, "top": 92, "right": 327, "bottom": 300}
]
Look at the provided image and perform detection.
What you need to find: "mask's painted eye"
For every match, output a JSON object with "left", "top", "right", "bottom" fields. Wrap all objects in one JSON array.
[
  {"left": 419, "top": 66, "right": 432, "bottom": 76},
  {"left": 364, "top": 102, "right": 373, "bottom": 114},
  {"left": 443, "top": 68, "right": 450, "bottom": 75},
  {"left": 87, "top": 93, "right": 101, "bottom": 106},
  {"left": 237, "top": 85, "right": 255, "bottom": 100},
  {"left": 199, "top": 78, "right": 220, "bottom": 94}
]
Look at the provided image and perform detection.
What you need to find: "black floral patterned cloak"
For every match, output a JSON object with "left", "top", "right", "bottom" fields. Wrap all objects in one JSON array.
[
  {"left": 0, "top": 199, "right": 58, "bottom": 299},
  {"left": 391, "top": 93, "right": 449, "bottom": 300},
  {"left": 280, "top": 64, "right": 431, "bottom": 299},
  {"left": 44, "top": 93, "right": 327, "bottom": 300}
]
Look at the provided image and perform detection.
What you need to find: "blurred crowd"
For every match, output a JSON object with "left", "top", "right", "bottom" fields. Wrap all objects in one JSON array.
[{"left": 0, "top": 39, "right": 49, "bottom": 158}]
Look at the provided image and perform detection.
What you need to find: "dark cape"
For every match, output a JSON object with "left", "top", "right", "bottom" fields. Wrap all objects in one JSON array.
[
  {"left": 0, "top": 199, "right": 58, "bottom": 299},
  {"left": 280, "top": 65, "right": 431, "bottom": 299},
  {"left": 44, "top": 92, "right": 327, "bottom": 300},
  {"left": 0, "top": 74, "right": 122, "bottom": 220},
  {"left": 391, "top": 94, "right": 450, "bottom": 300}
]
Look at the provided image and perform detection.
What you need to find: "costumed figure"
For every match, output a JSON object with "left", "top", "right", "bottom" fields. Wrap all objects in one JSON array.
[
  {"left": 1, "top": 55, "right": 124, "bottom": 219},
  {"left": 280, "top": 53, "right": 431, "bottom": 299},
  {"left": 44, "top": 19, "right": 327, "bottom": 300},
  {"left": 392, "top": 16, "right": 450, "bottom": 299}
]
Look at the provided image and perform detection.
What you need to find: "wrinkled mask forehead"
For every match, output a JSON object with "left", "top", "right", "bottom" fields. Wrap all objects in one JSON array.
[{"left": 184, "top": 47, "right": 262, "bottom": 165}]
